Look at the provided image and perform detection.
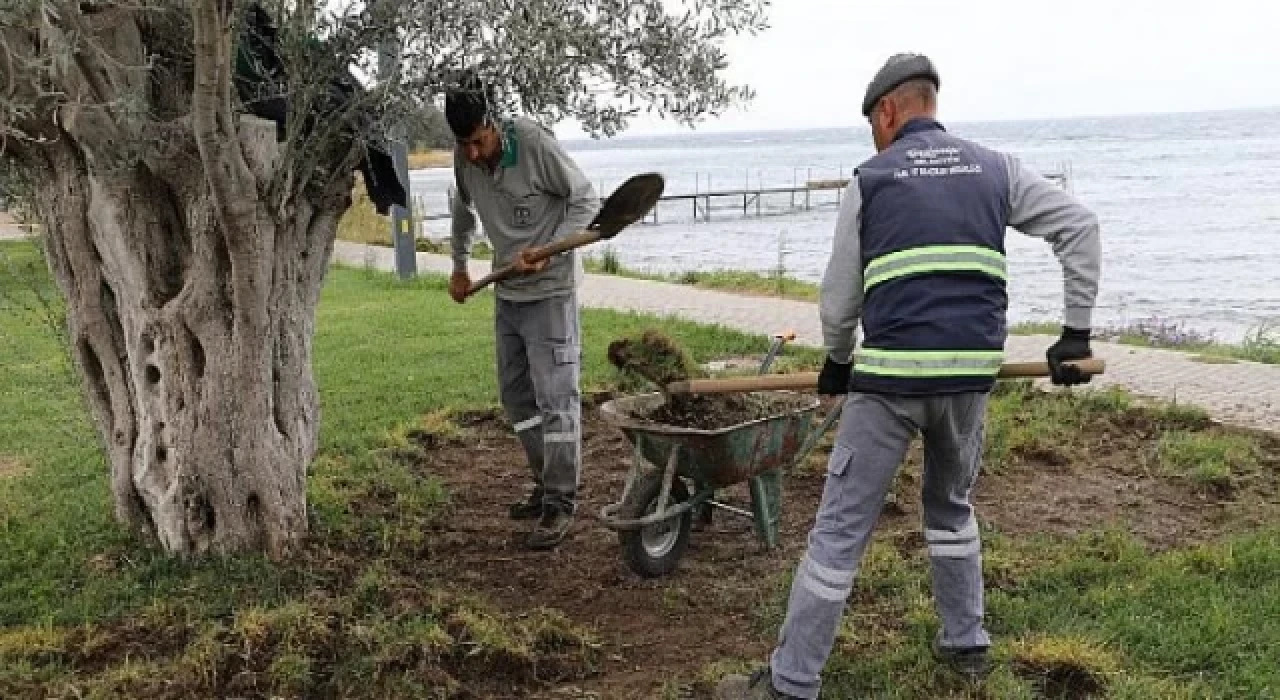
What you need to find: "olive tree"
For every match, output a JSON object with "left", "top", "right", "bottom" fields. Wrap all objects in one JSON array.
[{"left": 0, "top": 0, "right": 768, "bottom": 558}]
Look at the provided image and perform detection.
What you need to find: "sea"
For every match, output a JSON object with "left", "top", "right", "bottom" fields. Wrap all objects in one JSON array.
[{"left": 408, "top": 107, "right": 1280, "bottom": 342}]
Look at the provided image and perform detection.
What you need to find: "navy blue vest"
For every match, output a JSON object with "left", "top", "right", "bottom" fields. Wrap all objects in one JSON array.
[{"left": 852, "top": 118, "right": 1011, "bottom": 396}]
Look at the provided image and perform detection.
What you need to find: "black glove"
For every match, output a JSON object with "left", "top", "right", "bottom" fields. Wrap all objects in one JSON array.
[
  {"left": 1046, "top": 326, "right": 1092, "bottom": 386},
  {"left": 817, "top": 358, "right": 852, "bottom": 396}
]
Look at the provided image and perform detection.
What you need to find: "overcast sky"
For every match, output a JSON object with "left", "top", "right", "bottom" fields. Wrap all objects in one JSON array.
[{"left": 556, "top": 0, "right": 1280, "bottom": 139}]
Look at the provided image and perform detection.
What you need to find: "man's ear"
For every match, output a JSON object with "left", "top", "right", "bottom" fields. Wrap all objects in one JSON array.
[{"left": 878, "top": 98, "right": 896, "bottom": 131}]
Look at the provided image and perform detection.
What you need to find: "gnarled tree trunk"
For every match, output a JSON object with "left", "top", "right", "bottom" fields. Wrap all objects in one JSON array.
[
  {"left": 6, "top": 2, "right": 355, "bottom": 558},
  {"left": 32, "top": 116, "right": 348, "bottom": 557}
]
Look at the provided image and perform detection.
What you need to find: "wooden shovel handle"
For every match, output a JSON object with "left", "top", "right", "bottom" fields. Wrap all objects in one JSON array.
[
  {"left": 667, "top": 373, "right": 819, "bottom": 395},
  {"left": 535, "top": 230, "right": 602, "bottom": 259},
  {"left": 998, "top": 357, "right": 1105, "bottom": 378},
  {"left": 464, "top": 230, "right": 602, "bottom": 297},
  {"left": 665, "top": 358, "right": 1106, "bottom": 395}
]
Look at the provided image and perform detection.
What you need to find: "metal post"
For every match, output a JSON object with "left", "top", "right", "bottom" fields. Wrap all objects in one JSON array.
[
  {"left": 706, "top": 174, "right": 712, "bottom": 222},
  {"left": 378, "top": 39, "right": 416, "bottom": 280},
  {"left": 693, "top": 171, "right": 699, "bottom": 222}
]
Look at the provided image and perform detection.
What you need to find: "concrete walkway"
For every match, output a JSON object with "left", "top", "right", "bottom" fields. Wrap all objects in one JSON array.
[
  {"left": 333, "top": 241, "right": 1279, "bottom": 434},
  {"left": 0, "top": 213, "right": 34, "bottom": 241}
]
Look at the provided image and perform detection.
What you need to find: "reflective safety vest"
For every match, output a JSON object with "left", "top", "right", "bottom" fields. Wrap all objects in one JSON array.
[{"left": 852, "top": 118, "right": 1012, "bottom": 396}]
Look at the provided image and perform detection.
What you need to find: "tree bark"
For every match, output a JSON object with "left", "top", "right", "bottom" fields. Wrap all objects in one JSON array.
[
  {"left": 32, "top": 114, "right": 348, "bottom": 558},
  {"left": 2, "top": 1, "right": 363, "bottom": 558}
]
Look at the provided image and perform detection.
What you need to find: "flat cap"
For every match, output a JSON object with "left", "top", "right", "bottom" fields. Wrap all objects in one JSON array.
[{"left": 861, "top": 53, "right": 940, "bottom": 117}]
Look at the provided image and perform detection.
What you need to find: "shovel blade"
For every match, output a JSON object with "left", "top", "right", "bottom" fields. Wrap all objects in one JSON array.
[{"left": 591, "top": 173, "right": 665, "bottom": 239}]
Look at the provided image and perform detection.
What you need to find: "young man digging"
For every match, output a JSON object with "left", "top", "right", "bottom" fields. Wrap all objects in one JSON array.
[
  {"left": 715, "top": 53, "right": 1102, "bottom": 698},
  {"left": 445, "top": 76, "right": 600, "bottom": 551}
]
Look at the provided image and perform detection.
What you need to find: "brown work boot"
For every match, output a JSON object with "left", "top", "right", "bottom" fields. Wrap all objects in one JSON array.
[
  {"left": 714, "top": 667, "right": 799, "bottom": 699},
  {"left": 525, "top": 504, "right": 573, "bottom": 550}
]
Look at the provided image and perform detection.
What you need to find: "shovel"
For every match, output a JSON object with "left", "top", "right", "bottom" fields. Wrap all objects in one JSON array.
[
  {"left": 464, "top": 172, "right": 666, "bottom": 298},
  {"left": 665, "top": 358, "right": 1106, "bottom": 395}
]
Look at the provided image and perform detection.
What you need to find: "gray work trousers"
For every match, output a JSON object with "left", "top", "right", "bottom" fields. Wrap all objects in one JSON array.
[
  {"left": 770, "top": 391, "right": 991, "bottom": 699},
  {"left": 495, "top": 292, "right": 582, "bottom": 512}
]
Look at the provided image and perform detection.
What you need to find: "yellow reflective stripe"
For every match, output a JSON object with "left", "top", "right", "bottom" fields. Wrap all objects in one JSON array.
[
  {"left": 865, "top": 262, "right": 1006, "bottom": 291},
  {"left": 857, "top": 348, "right": 1006, "bottom": 361},
  {"left": 854, "top": 348, "right": 1005, "bottom": 377},
  {"left": 863, "top": 245, "right": 1006, "bottom": 292},
  {"left": 869, "top": 245, "right": 1005, "bottom": 267}
]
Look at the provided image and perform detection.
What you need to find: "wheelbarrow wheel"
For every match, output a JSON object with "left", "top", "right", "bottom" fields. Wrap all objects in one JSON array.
[{"left": 618, "top": 472, "right": 693, "bottom": 578}]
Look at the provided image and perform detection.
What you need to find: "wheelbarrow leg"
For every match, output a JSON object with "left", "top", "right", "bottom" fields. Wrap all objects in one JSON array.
[
  {"left": 748, "top": 467, "right": 783, "bottom": 549},
  {"left": 696, "top": 499, "right": 715, "bottom": 529}
]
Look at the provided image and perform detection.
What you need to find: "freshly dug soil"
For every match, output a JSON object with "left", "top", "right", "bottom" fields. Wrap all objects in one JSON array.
[
  {"left": 642, "top": 392, "right": 813, "bottom": 431},
  {"left": 606, "top": 328, "right": 812, "bottom": 430},
  {"left": 400, "top": 394, "right": 1280, "bottom": 699}
]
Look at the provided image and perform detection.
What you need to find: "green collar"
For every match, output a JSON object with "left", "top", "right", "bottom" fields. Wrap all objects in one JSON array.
[{"left": 498, "top": 120, "right": 519, "bottom": 168}]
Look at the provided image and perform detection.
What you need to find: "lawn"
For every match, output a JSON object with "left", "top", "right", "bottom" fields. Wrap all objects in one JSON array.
[{"left": 0, "top": 239, "right": 1276, "bottom": 699}]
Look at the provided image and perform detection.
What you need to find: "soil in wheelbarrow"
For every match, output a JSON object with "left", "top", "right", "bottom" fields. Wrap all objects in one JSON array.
[
  {"left": 643, "top": 392, "right": 815, "bottom": 431},
  {"left": 607, "top": 328, "right": 811, "bottom": 430},
  {"left": 393, "top": 388, "right": 1280, "bottom": 700}
]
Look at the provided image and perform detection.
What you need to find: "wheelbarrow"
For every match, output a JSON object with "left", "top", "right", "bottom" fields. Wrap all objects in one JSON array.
[
  {"left": 597, "top": 331, "right": 1107, "bottom": 578},
  {"left": 597, "top": 389, "right": 827, "bottom": 578},
  {"left": 597, "top": 332, "right": 832, "bottom": 578}
]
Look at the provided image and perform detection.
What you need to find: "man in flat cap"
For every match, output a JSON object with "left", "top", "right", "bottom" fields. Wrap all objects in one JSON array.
[{"left": 716, "top": 53, "right": 1101, "bottom": 699}]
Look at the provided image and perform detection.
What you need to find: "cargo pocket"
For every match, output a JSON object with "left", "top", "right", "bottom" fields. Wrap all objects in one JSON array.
[
  {"left": 536, "top": 296, "right": 581, "bottom": 416},
  {"left": 553, "top": 344, "right": 579, "bottom": 367},
  {"left": 814, "top": 442, "right": 857, "bottom": 527},
  {"left": 545, "top": 341, "right": 581, "bottom": 414},
  {"left": 828, "top": 442, "right": 855, "bottom": 478}
]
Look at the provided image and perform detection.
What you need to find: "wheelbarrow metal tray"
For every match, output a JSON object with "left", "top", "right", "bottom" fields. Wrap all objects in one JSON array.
[{"left": 598, "top": 391, "right": 822, "bottom": 488}]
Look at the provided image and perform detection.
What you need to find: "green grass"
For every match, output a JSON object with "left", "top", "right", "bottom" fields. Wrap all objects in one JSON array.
[
  {"left": 0, "top": 242, "right": 794, "bottom": 617},
  {"left": 982, "top": 379, "right": 1229, "bottom": 475},
  {"left": 1008, "top": 320, "right": 1062, "bottom": 336},
  {"left": 713, "top": 383, "right": 1279, "bottom": 698},
  {"left": 0, "top": 239, "right": 808, "bottom": 697},
  {"left": 313, "top": 264, "right": 799, "bottom": 454},
  {"left": 1158, "top": 430, "right": 1261, "bottom": 488},
  {"left": 1108, "top": 329, "right": 1280, "bottom": 366},
  {"left": 769, "top": 528, "right": 1280, "bottom": 699},
  {"left": 2, "top": 238, "right": 1278, "bottom": 698},
  {"left": 582, "top": 247, "right": 822, "bottom": 301}
]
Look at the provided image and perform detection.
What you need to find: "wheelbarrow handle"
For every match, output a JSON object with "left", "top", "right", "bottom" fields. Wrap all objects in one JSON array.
[{"left": 665, "top": 358, "right": 1106, "bottom": 395}]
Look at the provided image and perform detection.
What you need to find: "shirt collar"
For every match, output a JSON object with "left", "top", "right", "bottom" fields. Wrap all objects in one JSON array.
[
  {"left": 498, "top": 120, "right": 519, "bottom": 168},
  {"left": 892, "top": 116, "right": 946, "bottom": 144}
]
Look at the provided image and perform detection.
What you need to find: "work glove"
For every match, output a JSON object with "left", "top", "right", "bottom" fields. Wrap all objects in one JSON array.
[
  {"left": 817, "top": 357, "right": 852, "bottom": 396},
  {"left": 1046, "top": 326, "right": 1093, "bottom": 386}
]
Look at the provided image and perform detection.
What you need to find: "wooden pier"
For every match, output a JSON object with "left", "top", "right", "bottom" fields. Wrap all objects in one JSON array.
[
  {"left": 415, "top": 164, "right": 1072, "bottom": 230},
  {"left": 649, "top": 178, "right": 847, "bottom": 224},
  {"left": 644, "top": 167, "right": 1070, "bottom": 224}
]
